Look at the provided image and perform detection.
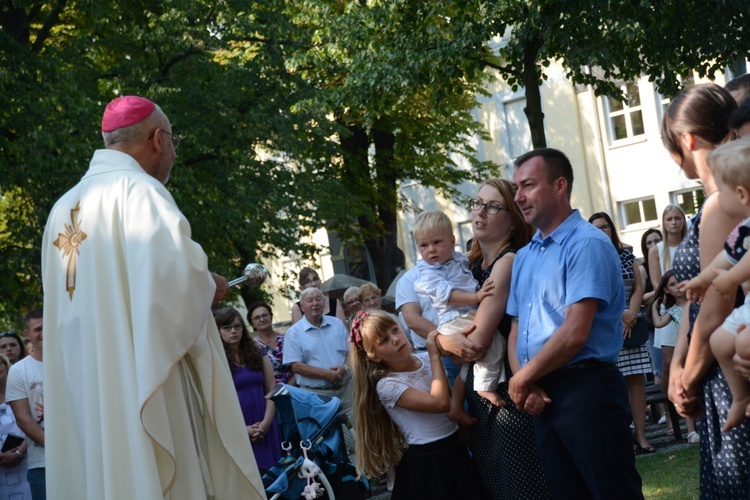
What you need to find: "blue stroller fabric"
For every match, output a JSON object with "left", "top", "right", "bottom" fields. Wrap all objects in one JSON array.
[{"left": 262, "top": 384, "right": 368, "bottom": 499}]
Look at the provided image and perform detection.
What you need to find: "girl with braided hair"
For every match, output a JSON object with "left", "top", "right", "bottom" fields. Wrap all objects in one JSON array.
[{"left": 348, "top": 310, "right": 489, "bottom": 499}]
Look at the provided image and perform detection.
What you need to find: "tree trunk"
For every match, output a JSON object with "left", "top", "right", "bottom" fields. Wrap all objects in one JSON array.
[
  {"left": 522, "top": 36, "right": 547, "bottom": 148},
  {"left": 364, "top": 126, "right": 399, "bottom": 290}
]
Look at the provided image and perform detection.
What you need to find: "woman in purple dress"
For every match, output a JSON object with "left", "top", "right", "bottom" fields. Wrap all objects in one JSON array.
[{"left": 215, "top": 308, "right": 281, "bottom": 472}]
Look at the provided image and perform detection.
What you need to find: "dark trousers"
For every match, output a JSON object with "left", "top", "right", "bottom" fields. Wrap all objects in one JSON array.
[
  {"left": 534, "top": 362, "right": 644, "bottom": 500},
  {"left": 28, "top": 467, "right": 46, "bottom": 500}
]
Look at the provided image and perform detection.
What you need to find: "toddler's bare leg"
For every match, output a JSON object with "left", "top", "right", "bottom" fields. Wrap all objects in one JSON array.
[
  {"left": 736, "top": 326, "right": 750, "bottom": 419},
  {"left": 710, "top": 327, "right": 750, "bottom": 431},
  {"left": 477, "top": 389, "right": 505, "bottom": 408},
  {"left": 448, "top": 374, "right": 477, "bottom": 427}
]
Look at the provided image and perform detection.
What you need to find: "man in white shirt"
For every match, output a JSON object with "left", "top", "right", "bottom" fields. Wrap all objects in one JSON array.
[
  {"left": 283, "top": 287, "right": 352, "bottom": 424},
  {"left": 7, "top": 309, "right": 45, "bottom": 500}
]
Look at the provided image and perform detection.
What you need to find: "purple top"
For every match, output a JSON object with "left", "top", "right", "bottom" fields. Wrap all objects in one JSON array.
[{"left": 232, "top": 365, "right": 282, "bottom": 470}]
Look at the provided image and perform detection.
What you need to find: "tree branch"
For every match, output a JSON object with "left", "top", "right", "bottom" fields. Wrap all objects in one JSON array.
[
  {"left": 182, "top": 153, "right": 220, "bottom": 166},
  {"left": 31, "top": 0, "right": 67, "bottom": 53},
  {"left": 160, "top": 46, "right": 205, "bottom": 79}
]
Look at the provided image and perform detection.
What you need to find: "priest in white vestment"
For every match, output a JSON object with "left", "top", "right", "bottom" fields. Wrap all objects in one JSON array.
[{"left": 41, "top": 96, "right": 267, "bottom": 499}]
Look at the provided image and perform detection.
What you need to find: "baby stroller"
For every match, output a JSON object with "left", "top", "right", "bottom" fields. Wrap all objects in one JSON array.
[{"left": 262, "top": 384, "right": 369, "bottom": 500}]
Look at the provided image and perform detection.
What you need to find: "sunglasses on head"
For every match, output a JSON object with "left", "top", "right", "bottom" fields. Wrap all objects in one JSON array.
[{"left": 0, "top": 331, "right": 17, "bottom": 338}]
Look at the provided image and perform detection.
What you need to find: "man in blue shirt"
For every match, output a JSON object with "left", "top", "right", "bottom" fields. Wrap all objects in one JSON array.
[{"left": 507, "top": 148, "right": 643, "bottom": 499}]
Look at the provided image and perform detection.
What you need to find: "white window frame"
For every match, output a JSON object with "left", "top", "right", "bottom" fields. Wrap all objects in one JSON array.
[
  {"left": 604, "top": 82, "right": 646, "bottom": 144},
  {"left": 457, "top": 220, "right": 474, "bottom": 254},
  {"left": 672, "top": 186, "right": 705, "bottom": 217},
  {"left": 619, "top": 196, "right": 658, "bottom": 228},
  {"left": 656, "top": 73, "right": 696, "bottom": 124}
]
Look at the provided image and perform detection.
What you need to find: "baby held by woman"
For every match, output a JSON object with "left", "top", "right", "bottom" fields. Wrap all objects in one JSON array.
[{"left": 412, "top": 211, "right": 504, "bottom": 425}]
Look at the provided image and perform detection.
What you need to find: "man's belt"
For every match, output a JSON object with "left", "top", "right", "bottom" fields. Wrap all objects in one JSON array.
[{"left": 539, "top": 359, "right": 611, "bottom": 384}]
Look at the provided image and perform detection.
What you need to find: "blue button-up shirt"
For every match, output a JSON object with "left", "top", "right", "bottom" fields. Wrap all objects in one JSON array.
[
  {"left": 507, "top": 210, "right": 625, "bottom": 367},
  {"left": 282, "top": 315, "right": 349, "bottom": 388}
]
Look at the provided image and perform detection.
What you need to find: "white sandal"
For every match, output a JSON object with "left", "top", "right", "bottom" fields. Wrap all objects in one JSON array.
[{"left": 687, "top": 431, "right": 700, "bottom": 444}]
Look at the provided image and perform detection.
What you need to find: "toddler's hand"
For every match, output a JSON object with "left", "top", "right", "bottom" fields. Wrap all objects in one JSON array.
[
  {"left": 679, "top": 277, "right": 707, "bottom": 303},
  {"left": 476, "top": 279, "right": 495, "bottom": 302}
]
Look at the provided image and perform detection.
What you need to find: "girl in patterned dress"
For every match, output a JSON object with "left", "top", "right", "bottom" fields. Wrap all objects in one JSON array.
[
  {"left": 348, "top": 310, "right": 489, "bottom": 500},
  {"left": 652, "top": 271, "right": 688, "bottom": 338}
]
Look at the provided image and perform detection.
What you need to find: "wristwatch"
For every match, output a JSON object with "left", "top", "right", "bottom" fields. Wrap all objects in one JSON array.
[{"left": 14, "top": 450, "right": 25, "bottom": 460}]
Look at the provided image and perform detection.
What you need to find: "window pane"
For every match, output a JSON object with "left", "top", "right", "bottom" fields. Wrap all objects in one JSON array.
[
  {"left": 676, "top": 188, "right": 705, "bottom": 216},
  {"left": 626, "top": 82, "right": 641, "bottom": 107},
  {"left": 630, "top": 110, "right": 645, "bottom": 136},
  {"left": 612, "top": 115, "right": 628, "bottom": 140},
  {"left": 610, "top": 98, "right": 624, "bottom": 112},
  {"left": 642, "top": 198, "right": 658, "bottom": 221},
  {"left": 625, "top": 202, "right": 642, "bottom": 224}
]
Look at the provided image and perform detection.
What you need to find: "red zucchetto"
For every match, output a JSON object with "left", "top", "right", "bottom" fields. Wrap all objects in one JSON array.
[{"left": 101, "top": 96, "right": 156, "bottom": 132}]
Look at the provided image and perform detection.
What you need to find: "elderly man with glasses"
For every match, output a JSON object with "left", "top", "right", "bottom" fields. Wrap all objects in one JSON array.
[{"left": 41, "top": 96, "right": 265, "bottom": 499}]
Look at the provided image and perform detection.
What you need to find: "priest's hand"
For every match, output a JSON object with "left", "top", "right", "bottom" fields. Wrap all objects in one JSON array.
[{"left": 211, "top": 272, "right": 230, "bottom": 305}]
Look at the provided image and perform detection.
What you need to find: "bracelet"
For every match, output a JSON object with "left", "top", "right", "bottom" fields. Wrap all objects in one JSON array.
[{"left": 14, "top": 450, "right": 24, "bottom": 459}]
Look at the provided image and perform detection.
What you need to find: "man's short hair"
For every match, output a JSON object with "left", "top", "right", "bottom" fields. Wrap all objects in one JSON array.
[
  {"left": 414, "top": 210, "right": 453, "bottom": 238},
  {"left": 299, "top": 287, "right": 324, "bottom": 302},
  {"left": 514, "top": 148, "right": 574, "bottom": 198},
  {"left": 24, "top": 308, "right": 43, "bottom": 329}
]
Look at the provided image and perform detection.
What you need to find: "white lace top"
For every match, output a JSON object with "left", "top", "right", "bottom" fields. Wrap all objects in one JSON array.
[{"left": 376, "top": 352, "right": 458, "bottom": 445}]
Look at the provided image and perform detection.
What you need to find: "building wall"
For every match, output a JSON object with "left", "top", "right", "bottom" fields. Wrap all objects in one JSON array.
[{"left": 398, "top": 67, "right": 732, "bottom": 265}]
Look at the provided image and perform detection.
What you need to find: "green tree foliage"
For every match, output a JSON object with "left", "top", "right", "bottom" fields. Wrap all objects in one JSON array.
[
  {"left": 0, "top": 0, "right": 501, "bottom": 321},
  {"left": 480, "top": 0, "right": 748, "bottom": 147},
  {"left": 277, "top": 0, "right": 501, "bottom": 288}
]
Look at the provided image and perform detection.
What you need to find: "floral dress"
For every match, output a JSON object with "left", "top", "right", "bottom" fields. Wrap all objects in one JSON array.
[
  {"left": 255, "top": 334, "right": 293, "bottom": 385},
  {"left": 672, "top": 205, "right": 750, "bottom": 498}
]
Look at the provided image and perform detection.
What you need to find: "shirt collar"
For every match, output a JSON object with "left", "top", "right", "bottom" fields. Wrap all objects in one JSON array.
[
  {"left": 300, "top": 314, "right": 329, "bottom": 331},
  {"left": 530, "top": 209, "right": 582, "bottom": 247}
]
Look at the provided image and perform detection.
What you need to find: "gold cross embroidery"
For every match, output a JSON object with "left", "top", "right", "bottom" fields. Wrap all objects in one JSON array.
[{"left": 53, "top": 201, "right": 87, "bottom": 300}]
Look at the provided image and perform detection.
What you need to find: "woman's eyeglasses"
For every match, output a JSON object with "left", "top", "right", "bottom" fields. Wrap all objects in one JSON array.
[
  {"left": 220, "top": 323, "right": 243, "bottom": 333},
  {"left": 469, "top": 199, "right": 507, "bottom": 215}
]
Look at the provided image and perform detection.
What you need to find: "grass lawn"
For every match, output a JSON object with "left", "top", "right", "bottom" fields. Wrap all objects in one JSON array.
[{"left": 637, "top": 445, "right": 700, "bottom": 499}]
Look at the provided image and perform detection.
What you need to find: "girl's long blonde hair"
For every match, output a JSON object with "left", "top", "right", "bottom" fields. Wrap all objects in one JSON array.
[{"left": 349, "top": 311, "right": 408, "bottom": 478}]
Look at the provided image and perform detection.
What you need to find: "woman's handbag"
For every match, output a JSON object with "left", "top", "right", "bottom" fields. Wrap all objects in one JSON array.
[{"left": 623, "top": 312, "right": 649, "bottom": 349}]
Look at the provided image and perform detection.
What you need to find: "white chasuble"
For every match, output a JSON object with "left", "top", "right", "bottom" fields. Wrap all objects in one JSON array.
[{"left": 42, "top": 149, "right": 266, "bottom": 499}]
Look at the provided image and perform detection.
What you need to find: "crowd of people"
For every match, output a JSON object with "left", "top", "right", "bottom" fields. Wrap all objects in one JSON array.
[{"left": 2, "top": 76, "right": 750, "bottom": 500}]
